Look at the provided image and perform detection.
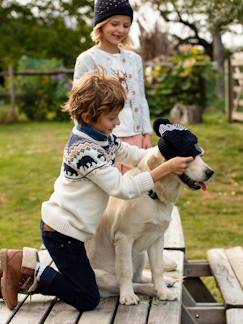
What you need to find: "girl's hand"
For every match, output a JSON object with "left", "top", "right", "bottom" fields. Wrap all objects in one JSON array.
[
  {"left": 142, "top": 134, "right": 152, "bottom": 149},
  {"left": 166, "top": 156, "right": 193, "bottom": 175}
]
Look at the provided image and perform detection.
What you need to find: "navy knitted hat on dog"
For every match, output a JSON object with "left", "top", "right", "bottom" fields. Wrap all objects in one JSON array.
[
  {"left": 94, "top": 0, "right": 133, "bottom": 26},
  {"left": 153, "top": 118, "right": 202, "bottom": 160}
]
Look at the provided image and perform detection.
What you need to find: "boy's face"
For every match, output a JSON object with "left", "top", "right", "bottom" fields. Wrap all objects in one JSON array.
[
  {"left": 101, "top": 15, "right": 131, "bottom": 46},
  {"left": 90, "top": 109, "right": 121, "bottom": 135}
]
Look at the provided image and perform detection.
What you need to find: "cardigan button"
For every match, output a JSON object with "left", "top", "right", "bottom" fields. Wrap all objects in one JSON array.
[
  {"left": 134, "top": 107, "right": 138, "bottom": 112},
  {"left": 122, "top": 58, "right": 126, "bottom": 63},
  {"left": 136, "top": 125, "right": 140, "bottom": 130}
]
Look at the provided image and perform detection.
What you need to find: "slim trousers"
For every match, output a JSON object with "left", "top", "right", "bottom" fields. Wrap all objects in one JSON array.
[{"left": 36, "top": 221, "right": 100, "bottom": 312}]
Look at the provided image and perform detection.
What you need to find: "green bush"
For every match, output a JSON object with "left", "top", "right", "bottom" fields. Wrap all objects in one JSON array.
[
  {"left": 15, "top": 56, "right": 71, "bottom": 121},
  {"left": 145, "top": 47, "right": 218, "bottom": 117}
]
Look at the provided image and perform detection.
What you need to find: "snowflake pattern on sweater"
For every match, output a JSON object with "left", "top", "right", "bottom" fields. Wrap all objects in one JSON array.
[{"left": 63, "top": 130, "right": 120, "bottom": 180}]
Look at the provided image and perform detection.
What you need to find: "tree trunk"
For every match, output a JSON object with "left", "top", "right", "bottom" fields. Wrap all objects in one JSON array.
[{"left": 212, "top": 29, "right": 225, "bottom": 96}]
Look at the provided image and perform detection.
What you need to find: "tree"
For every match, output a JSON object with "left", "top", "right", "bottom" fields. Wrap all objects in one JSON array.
[{"left": 0, "top": 0, "right": 94, "bottom": 69}]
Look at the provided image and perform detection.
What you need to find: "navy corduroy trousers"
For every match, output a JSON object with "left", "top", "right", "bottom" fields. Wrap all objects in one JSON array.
[{"left": 35, "top": 221, "right": 100, "bottom": 312}]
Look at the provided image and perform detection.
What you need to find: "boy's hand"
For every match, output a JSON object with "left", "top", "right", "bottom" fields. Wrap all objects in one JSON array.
[{"left": 166, "top": 156, "right": 193, "bottom": 175}]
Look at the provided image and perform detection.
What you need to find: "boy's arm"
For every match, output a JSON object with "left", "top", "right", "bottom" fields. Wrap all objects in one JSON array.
[
  {"left": 72, "top": 145, "right": 154, "bottom": 200},
  {"left": 75, "top": 145, "right": 192, "bottom": 200},
  {"left": 114, "top": 139, "right": 149, "bottom": 167}
]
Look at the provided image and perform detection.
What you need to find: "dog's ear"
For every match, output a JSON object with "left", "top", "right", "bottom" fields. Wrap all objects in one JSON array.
[
  {"left": 147, "top": 150, "right": 163, "bottom": 170},
  {"left": 153, "top": 118, "right": 172, "bottom": 137}
]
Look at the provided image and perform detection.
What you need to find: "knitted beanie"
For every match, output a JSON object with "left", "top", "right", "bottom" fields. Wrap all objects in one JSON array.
[
  {"left": 153, "top": 118, "right": 202, "bottom": 160},
  {"left": 94, "top": 0, "right": 133, "bottom": 26}
]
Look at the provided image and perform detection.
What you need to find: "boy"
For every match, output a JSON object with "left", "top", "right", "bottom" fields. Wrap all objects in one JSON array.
[{"left": 0, "top": 69, "right": 192, "bottom": 311}]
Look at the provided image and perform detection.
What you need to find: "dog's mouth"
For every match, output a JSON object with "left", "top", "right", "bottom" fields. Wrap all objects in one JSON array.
[{"left": 179, "top": 174, "right": 208, "bottom": 191}]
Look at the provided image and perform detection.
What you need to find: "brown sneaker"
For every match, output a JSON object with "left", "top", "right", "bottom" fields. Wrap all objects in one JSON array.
[{"left": 1, "top": 249, "right": 35, "bottom": 310}]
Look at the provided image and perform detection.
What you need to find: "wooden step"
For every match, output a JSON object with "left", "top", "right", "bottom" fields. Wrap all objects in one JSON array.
[{"left": 207, "top": 247, "right": 243, "bottom": 307}]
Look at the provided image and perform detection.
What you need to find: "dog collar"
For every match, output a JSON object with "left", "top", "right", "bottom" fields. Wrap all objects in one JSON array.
[{"left": 148, "top": 190, "right": 159, "bottom": 200}]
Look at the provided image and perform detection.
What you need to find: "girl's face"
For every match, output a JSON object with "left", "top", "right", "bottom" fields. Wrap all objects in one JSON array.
[{"left": 101, "top": 15, "right": 132, "bottom": 46}]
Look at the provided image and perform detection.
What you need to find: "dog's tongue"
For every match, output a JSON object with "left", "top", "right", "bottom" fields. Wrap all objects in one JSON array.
[{"left": 200, "top": 182, "right": 208, "bottom": 191}]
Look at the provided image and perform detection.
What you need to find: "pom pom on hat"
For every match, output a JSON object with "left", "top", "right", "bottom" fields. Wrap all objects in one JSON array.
[
  {"left": 153, "top": 118, "right": 202, "bottom": 159},
  {"left": 94, "top": 0, "right": 133, "bottom": 26}
]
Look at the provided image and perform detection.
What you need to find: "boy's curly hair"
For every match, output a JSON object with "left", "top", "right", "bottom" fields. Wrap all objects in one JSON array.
[{"left": 63, "top": 68, "right": 127, "bottom": 125}]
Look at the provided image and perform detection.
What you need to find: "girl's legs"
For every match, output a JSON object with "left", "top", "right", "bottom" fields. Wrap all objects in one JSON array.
[
  {"left": 36, "top": 222, "right": 100, "bottom": 312},
  {"left": 116, "top": 134, "right": 143, "bottom": 174}
]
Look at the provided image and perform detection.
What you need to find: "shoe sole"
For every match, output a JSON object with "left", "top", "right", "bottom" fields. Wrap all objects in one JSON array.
[{"left": 0, "top": 249, "right": 17, "bottom": 310}]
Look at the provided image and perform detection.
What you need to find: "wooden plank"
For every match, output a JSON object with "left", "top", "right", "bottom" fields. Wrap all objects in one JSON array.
[
  {"left": 233, "top": 99, "right": 243, "bottom": 107},
  {"left": 44, "top": 301, "right": 80, "bottom": 324},
  {"left": 233, "top": 72, "right": 243, "bottom": 80},
  {"left": 232, "top": 111, "right": 243, "bottom": 121},
  {"left": 8, "top": 294, "right": 56, "bottom": 324},
  {"left": 164, "top": 207, "right": 185, "bottom": 251},
  {"left": 78, "top": 297, "right": 118, "bottom": 324},
  {"left": 232, "top": 59, "right": 243, "bottom": 67},
  {"left": 226, "top": 308, "right": 243, "bottom": 324},
  {"left": 186, "top": 305, "right": 226, "bottom": 324},
  {"left": 207, "top": 248, "right": 243, "bottom": 307},
  {"left": 113, "top": 295, "right": 150, "bottom": 324},
  {"left": 233, "top": 85, "right": 243, "bottom": 93},
  {"left": 0, "top": 295, "right": 29, "bottom": 324},
  {"left": 147, "top": 250, "right": 184, "bottom": 324},
  {"left": 184, "top": 260, "right": 212, "bottom": 277},
  {"left": 225, "top": 246, "right": 243, "bottom": 290},
  {"left": 232, "top": 52, "right": 243, "bottom": 60}
]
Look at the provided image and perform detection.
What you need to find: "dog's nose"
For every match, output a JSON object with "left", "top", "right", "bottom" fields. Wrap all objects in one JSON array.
[{"left": 206, "top": 168, "right": 214, "bottom": 179}]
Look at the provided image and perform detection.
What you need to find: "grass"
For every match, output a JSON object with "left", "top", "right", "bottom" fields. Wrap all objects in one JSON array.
[{"left": 0, "top": 111, "right": 243, "bottom": 301}]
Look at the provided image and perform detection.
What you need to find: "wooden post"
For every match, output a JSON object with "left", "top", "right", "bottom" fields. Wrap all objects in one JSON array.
[
  {"left": 225, "top": 56, "right": 233, "bottom": 123},
  {"left": 8, "top": 64, "right": 17, "bottom": 121}
]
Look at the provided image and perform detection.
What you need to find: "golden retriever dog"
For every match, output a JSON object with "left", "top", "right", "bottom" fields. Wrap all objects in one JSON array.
[{"left": 86, "top": 119, "right": 214, "bottom": 305}]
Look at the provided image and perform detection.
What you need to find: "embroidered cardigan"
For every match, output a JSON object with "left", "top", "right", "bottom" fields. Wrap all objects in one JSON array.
[{"left": 73, "top": 46, "right": 153, "bottom": 137}]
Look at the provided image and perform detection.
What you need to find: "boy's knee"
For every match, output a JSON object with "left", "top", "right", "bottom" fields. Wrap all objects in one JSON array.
[
  {"left": 76, "top": 291, "right": 100, "bottom": 312},
  {"left": 86, "top": 294, "right": 100, "bottom": 311}
]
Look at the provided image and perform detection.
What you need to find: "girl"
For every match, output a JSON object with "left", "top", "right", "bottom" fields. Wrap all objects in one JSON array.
[{"left": 74, "top": 0, "right": 153, "bottom": 173}]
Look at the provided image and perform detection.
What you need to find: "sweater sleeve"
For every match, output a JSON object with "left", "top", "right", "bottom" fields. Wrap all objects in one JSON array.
[
  {"left": 75, "top": 145, "right": 154, "bottom": 200},
  {"left": 73, "top": 52, "right": 96, "bottom": 81},
  {"left": 137, "top": 55, "right": 153, "bottom": 135},
  {"left": 114, "top": 139, "right": 147, "bottom": 166}
]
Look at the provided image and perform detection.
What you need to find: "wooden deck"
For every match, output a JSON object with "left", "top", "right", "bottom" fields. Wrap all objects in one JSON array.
[
  {"left": 1, "top": 207, "right": 243, "bottom": 323},
  {"left": 0, "top": 207, "right": 185, "bottom": 324}
]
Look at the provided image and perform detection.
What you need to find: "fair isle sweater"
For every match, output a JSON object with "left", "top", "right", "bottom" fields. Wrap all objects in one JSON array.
[
  {"left": 73, "top": 46, "right": 153, "bottom": 137},
  {"left": 41, "top": 125, "right": 154, "bottom": 242}
]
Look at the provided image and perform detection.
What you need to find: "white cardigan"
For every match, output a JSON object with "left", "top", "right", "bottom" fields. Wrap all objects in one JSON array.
[
  {"left": 73, "top": 46, "right": 153, "bottom": 137},
  {"left": 42, "top": 125, "right": 154, "bottom": 242}
]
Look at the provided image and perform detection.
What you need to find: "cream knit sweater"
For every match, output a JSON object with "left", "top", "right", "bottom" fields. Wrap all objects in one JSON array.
[{"left": 41, "top": 125, "right": 154, "bottom": 242}]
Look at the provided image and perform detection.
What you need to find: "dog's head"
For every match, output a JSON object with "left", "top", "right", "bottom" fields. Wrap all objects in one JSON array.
[{"left": 153, "top": 118, "right": 214, "bottom": 191}]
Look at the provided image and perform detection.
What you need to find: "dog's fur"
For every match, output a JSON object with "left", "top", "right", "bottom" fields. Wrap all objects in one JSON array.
[{"left": 85, "top": 146, "right": 213, "bottom": 305}]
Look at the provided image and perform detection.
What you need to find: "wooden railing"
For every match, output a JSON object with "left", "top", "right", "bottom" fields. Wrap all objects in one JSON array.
[
  {"left": 225, "top": 52, "right": 243, "bottom": 122},
  {"left": 0, "top": 65, "right": 73, "bottom": 121}
]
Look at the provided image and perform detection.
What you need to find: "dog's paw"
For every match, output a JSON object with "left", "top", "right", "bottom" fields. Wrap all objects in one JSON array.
[
  {"left": 156, "top": 287, "right": 177, "bottom": 301},
  {"left": 120, "top": 291, "right": 140, "bottom": 305}
]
